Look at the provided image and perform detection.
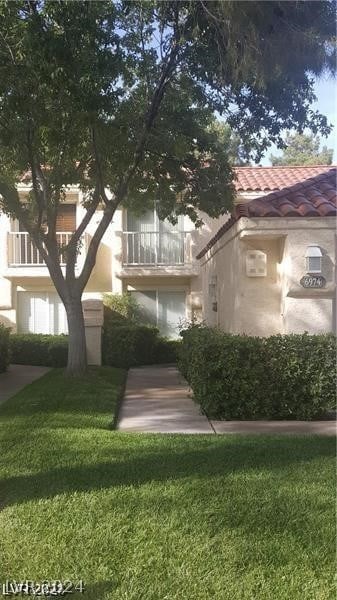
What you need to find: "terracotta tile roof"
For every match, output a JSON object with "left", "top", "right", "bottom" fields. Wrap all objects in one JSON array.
[
  {"left": 234, "top": 164, "right": 335, "bottom": 192},
  {"left": 197, "top": 167, "right": 337, "bottom": 259}
]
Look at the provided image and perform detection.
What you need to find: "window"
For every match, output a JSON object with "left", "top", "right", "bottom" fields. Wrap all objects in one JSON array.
[
  {"left": 55, "top": 204, "right": 76, "bottom": 232},
  {"left": 305, "top": 245, "right": 322, "bottom": 274},
  {"left": 17, "top": 292, "right": 68, "bottom": 334},
  {"left": 125, "top": 209, "right": 184, "bottom": 265},
  {"left": 16, "top": 204, "right": 76, "bottom": 233},
  {"left": 130, "top": 290, "right": 186, "bottom": 338}
]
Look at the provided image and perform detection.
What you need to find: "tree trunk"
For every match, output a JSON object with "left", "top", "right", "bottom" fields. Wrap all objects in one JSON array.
[{"left": 65, "top": 296, "right": 87, "bottom": 377}]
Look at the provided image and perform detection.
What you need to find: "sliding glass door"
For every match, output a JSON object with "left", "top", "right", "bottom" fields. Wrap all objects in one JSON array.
[
  {"left": 157, "top": 291, "right": 186, "bottom": 338},
  {"left": 126, "top": 209, "right": 184, "bottom": 265},
  {"left": 131, "top": 290, "right": 186, "bottom": 338},
  {"left": 17, "top": 292, "right": 68, "bottom": 334},
  {"left": 126, "top": 210, "right": 156, "bottom": 264}
]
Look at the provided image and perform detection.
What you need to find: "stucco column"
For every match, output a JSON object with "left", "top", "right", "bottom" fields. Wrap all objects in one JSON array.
[{"left": 82, "top": 299, "right": 104, "bottom": 365}]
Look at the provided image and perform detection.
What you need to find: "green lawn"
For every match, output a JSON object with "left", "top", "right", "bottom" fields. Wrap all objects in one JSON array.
[{"left": 0, "top": 368, "right": 335, "bottom": 600}]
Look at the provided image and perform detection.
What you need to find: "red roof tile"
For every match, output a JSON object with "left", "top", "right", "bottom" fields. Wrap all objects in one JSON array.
[
  {"left": 234, "top": 164, "right": 335, "bottom": 192},
  {"left": 197, "top": 167, "right": 336, "bottom": 259}
]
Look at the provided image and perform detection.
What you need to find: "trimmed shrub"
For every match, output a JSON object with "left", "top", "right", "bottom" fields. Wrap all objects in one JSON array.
[
  {"left": 102, "top": 325, "right": 159, "bottom": 368},
  {"left": 103, "top": 293, "right": 141, "bottom": 326},
  {"left": 264, "top": 333, "right": 336, "bottom": 419},
  {"left": 9, "top": 327, "right": 179, "bottom": 371},
  {"left": 0, "top": 323, "right": 10, "bottom": 373},
  {"left": 152, "top": 338, "right": 182, "bottom": 364},
  {"left": 9, "top": 334, "right": 68, "bottom": 367},
  {"left": 102, "top": 295, "right": 181, "bottom": 367},
  {"left": 48, "top": 338, "right": 68, "bottom": 367},
  {"left": 178, "top": 326, "right": 336, "bottom": 420}
]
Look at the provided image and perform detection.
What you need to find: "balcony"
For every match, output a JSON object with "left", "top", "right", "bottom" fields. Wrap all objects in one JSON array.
[
  {"left": 8, "top": 232, "right": 74, "bottom": 266},
  {"left": 123, "top": 231, "right": 191, "bottom": 265},
  {"left": 119, "top": 231, "right": 198, "bottom": 278},
  {"left": 6, "top": 231, "right": 89, "bottom": 276}
]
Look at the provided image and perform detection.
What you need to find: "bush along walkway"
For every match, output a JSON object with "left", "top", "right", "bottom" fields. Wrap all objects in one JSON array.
[{"left": 118, "top": 365, "right": 336, "bottom": 435}]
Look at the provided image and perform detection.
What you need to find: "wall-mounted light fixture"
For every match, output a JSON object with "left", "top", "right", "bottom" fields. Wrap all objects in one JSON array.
[
  {"left": 305, "top": 244, "right": 322, "bottom": 274},
  {"left": 208, "top": 275, "right": 217, "bottom": 299}
]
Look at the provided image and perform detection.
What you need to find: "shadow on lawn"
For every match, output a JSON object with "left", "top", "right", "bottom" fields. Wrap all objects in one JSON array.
[
  {"left": 0, "top": 436, "right": 335, "bottom": 510},
  {"left": 0, "top": 367, "right": 126, "bottom": 421}
]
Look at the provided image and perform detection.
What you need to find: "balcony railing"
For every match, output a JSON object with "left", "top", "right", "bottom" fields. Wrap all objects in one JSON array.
[
  {"left": 7, "top": 232, "right": 87, "bottom": 267},
  {"left": 122, "top": 231, "right": 190, "bottom": 266}
]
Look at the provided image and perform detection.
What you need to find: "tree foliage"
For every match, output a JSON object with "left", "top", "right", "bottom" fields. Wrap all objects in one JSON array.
[
  {"left": 0, "top": 0, "right": 335, "bottom": 373},
  {"left": 270, "top": 132, "right": 334, "bottom": 166},
  {"left": 208, "top": 122, "right": 251, "bottom": 166}
]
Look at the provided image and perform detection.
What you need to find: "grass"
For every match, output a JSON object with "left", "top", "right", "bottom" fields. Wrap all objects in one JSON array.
[{"left": 0, "top": 367, "right": 335, "bottom": 600}]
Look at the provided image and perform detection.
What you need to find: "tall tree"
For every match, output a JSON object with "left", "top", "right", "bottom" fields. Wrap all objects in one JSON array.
[
  {"left": 270, "top": 132, "right": 334, "bottom": 165},
  {"left": 209, "top": 122, "right": 251, "bottom": 166},
  {"left": 0, "top": 1, "right": 335, "bottom": 375}
]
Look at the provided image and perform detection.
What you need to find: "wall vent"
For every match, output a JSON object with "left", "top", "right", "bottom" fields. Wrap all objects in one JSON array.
[{"left": 246, "top": 250, "right": 267, "bottom": 277}]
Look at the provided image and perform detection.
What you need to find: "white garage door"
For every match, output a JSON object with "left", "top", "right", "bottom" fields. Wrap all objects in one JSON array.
[{"left": 17, "top": 292, "right": 68, "bottom": 334}]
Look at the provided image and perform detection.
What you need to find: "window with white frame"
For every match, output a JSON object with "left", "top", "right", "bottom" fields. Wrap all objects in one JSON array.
[
  {"left": 130, "top": 290, "right": 186, "bottom": 338},
  {"left": 305, "top": 245, "right": 323, "bottom": 274},
  {"left": 17, "top": 291, "right": 68, "bottom": 334},
  {"left": 125, "top": 209, "right": 185, "bottom": 265}
]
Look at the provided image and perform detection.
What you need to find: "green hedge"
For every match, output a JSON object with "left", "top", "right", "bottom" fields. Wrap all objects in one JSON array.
[
  {"left": 9, "top": 334, "right": 68, "bottom": 367},
  {"left": 102, "top": 325, "right": 159, "bottom": 368},
  {"left": 9, "top": 327, "right": 181, "bottom": 371},
  {"left": 103, "top": 292, "right": 141, "bottom": 326},
  {"left": 152, "top": 338, "right": 181, "bottom": 364},
  {"left": 102, "top": 292, "right": 182, "bottom": 367},
  {"left": 0, "top": 323, "right": 10, "bottom": 373},
  {"left": 179, "top": 326, "right": 336, "bottom": 420}
]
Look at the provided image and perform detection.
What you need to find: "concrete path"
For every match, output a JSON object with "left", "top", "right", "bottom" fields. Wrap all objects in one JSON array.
[
  {"left": 211, "top": 419, "right": 336, "bottom": 436},
  {"left": 0, "top": 364, "right": 50, "bottom": 406},
  {"left": 118, "top": 365, "right": 336, "bottom": 435},
  {"left": 118, "top": 365, "right": 213, "bottom": 433}
]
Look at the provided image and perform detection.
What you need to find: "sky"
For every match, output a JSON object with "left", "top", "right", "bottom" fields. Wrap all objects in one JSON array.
[{"left": 260, "top": 75, "right": 337, "bottom": 166}]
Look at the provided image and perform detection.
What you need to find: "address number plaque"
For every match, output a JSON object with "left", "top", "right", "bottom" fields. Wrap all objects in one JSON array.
[{"left": 300, "top": 275, "right": 326, "bottom": 289}]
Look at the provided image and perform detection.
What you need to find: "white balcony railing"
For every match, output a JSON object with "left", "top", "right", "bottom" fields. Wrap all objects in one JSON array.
[
  {"left": 122, "top": 231, "right": 190, "bottom": 266},
  {"left": 7, "top": 232, "right": 87, "bottom": 267}
]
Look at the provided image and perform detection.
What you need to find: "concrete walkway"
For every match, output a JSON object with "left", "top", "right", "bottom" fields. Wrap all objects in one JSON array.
[
  {"left": 118, "top": 365, "right": 336, "bottom": 435},
  {"left": 0, "top": 364, "right": 50, "bottom": 406},
  {"left": 118, "top": 365, "right": 213, "bottom": 433},
  {"left": 211, "top": 419, "right": 336, "bottom": 435}
]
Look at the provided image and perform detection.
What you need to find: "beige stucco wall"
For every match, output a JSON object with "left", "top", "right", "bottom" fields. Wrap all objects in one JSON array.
[
  {"left": 5, "top": 181, "right": 333, "bottom": 339},
  {"left": 1, "top": 187, "right": 229, "bottom": 331},
  {"left": 0, "top": 212, "right": 15, "bottom": 330},
  {"left": 0, "top": 187, "right": 114, "bottom": 330},
  {"left": 199, "top": 217, "right": 336, "bottom": 336}
]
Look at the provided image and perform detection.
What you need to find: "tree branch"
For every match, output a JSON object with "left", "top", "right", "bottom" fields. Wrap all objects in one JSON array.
[
  {"left": 116, "top": 26, "right": 182, "bottom": 200},
  {"left": 76, "top": 20, "right": 185, "bottom": 294},
  {"left": 76, "top": 205, "right": 115, "bottom": 292},
  {"left": 91, "top": 125, "right": 110, "bottom": 205},
  {"left": 69, "top": 189, "right": 100, "bottom": 248},
  {"left": 26, "top": 127, "right": 45, "bottom": 230},
  {"left": 0, "top": 180, "right": 67, "bottom": 298},
  {"left": 65, "top": 187, "right": 100, "bottom": 283}
]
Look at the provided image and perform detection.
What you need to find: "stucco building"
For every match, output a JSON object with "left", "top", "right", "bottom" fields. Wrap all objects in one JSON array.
[
  {"left": 197, "top": 166, "right": 336, "bottom": 336},
  {"left": 0, "top": 184, "right": 226, "bottom": 337},
  {"left": 0, "top": 165, "right": 336, "bottom": 338}
]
